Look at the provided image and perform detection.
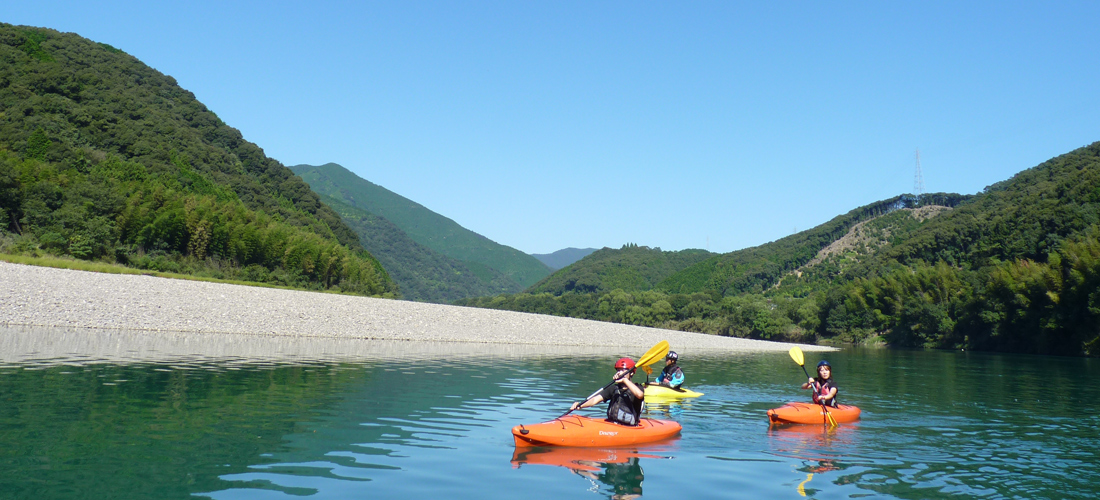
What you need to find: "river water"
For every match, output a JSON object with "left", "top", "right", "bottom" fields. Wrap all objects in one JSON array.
[{"left": 1, "top": 325, "right": 1097, "bottom": 499}]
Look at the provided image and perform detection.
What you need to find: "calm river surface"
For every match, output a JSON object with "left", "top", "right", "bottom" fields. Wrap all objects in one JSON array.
[{"left": 1, "top": 326, "right": 1098, "bottom": 499}]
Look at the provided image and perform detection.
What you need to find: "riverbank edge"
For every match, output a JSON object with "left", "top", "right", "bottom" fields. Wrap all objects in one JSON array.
[{"left": 0, "top": 261, "right": 834, "bottom": 353}]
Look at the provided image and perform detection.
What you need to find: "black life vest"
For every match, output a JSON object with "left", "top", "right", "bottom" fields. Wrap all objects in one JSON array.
[{"left": 604, "top": 384, "right": 642, "bottom": 426}]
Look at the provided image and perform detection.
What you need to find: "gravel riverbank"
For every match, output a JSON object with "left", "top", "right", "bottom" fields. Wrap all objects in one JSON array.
[{"left": 0, "top": 261, "right": 832, "bottom": 353}]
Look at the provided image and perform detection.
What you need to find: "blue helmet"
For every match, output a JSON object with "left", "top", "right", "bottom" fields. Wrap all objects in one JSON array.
[{"left": 817, "top": 360, "right": 831, "bottom": 368}]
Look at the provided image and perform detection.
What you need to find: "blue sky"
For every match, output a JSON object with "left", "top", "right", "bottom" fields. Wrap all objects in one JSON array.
[{"left": 5, "top": 2, "right": 1099, "bottom": 255}]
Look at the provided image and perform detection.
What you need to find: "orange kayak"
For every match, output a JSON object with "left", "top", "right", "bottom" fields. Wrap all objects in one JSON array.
[
  {"left": 767, "top": 402, "right": 861, "bottom": 425},
  {"left": 512, "top": 415, "right": 682, "bottom": 447}
]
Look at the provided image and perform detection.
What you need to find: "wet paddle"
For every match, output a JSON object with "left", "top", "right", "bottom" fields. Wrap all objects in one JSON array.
[
  {"left": 557, "top": 340, "right": 669, "bottom": 419},
  {"left": 788, "top": 346, "right": 838, "bottom": 427}
]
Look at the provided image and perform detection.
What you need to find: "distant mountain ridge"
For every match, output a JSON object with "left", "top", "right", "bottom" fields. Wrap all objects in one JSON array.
[
  {"left": 528, "top": 245, "right": 716, "bottom": 295},
  {"left": 459, "top": 142, "right": 1100, "bottom": 356},
  {"left": 317, "top": 193, "right": 520, "bottom": 302},
  {"left": 291, "top": 163, "right": 552, "bottom": 292},
  {"left": 531, "top": 247, "right": 597, "bottom": 270}
]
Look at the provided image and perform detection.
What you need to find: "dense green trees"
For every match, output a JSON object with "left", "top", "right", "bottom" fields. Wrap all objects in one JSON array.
[
  {"left": 462, "top": 144, "right": 1100, "bottom": 356},
  {"left": 527, "top": 244, "right": 715, "bottom": 296},
  {"left": 0, "top": 24, "right": 395, "bottom": 295}
]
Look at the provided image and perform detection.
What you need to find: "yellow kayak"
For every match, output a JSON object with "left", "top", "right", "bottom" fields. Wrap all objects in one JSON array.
[{"left": 643, "top": 384, "right": 703, "bottom": 399}]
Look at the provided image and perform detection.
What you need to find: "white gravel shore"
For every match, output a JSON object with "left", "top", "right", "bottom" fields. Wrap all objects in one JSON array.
[{"left": 0, "top": 261, "right": 832, "bottom": 353}]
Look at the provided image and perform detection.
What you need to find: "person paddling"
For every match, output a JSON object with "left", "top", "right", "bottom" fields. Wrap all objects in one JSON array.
[
  {"left": 569, "top": 358, "right": 645, "bottom": 426},
  {"left": 801, "top": 360, "right": 838, "bottom": 408},
  {"left": 655, "top": 351, "right": 685, "bottom": 389}
]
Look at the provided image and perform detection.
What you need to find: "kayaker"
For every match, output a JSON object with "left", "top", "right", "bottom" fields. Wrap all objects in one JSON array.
[
  {"left": 655, "top": 351, "right": 685, "bottom": 389},
  {"left": 801, "top": 360, "right": 838, "bottom": 408},
  {"left": 569, "top": 357, "right": 645, "bottom": 426}
]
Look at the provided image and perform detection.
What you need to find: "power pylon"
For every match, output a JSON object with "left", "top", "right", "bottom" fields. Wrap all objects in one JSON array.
[{"left": 914, "top": 149, "right": 925, "bottom": 198}]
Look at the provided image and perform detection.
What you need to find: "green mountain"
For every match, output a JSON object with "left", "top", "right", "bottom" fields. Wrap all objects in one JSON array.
[
  {"left": 656, "top": 192, "right": 971, "bottom": 296},
  {"left": 0, "top": 24, "right": 394, "bottom": 295},
  {"left": 290, "top": 163, "right": 552, "bottom": 288},
  {"left": 528, "top": 244, "right": 715, "bottom": 295},
  {"left": 460, "top": 142, "right": 1100, "bottom": 356},
  {"left": 531, "top": 247, "right": 597, "bottom": 270},
  {"left": 318, "top": 192, "right": 522, "bottom": 302}
]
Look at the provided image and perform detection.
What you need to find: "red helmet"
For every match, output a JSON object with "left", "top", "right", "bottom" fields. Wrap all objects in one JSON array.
[{"left": 615, "top": 357, "right": 636, "bottom": 371}]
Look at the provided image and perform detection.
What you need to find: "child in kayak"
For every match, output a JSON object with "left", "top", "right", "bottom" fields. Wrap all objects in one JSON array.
[
  {"left": 802, "top": 360, "right": 838, "bottom": 408},
  {"left": 655, "top": 351, "right": 684, "bottom": 389},
  {"left": 569, "top": 357, "right": 645, "bottom": 426}
]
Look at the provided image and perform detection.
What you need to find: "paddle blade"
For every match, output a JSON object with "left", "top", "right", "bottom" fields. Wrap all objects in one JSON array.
[
  {"left": 824, "top": 408, "right": 838, "bottom": 427},
  {"left": 788, "top": 346, "right": 805, "bottom": 367},
  {"left": 643, "top": 365, "right": 653, "bottom": 375},
  {"left": 637, "top": 341, "right": 670, "bottom": 368}
]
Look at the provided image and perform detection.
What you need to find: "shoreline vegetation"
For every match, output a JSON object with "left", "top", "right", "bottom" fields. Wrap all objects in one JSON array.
[{"left": 0, "top": 261, "right": 833, "bottom": 353}]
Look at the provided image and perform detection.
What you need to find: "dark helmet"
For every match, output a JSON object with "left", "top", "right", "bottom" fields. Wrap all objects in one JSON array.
[
  {"left": 615, "top": 357, "right": 636, "bottom": 371},
  {"left": 666, "top": 351, "right": 679, "bottom": 361},
  {"left": 817, "top": 360, "right": 831, "bottom": 368}
]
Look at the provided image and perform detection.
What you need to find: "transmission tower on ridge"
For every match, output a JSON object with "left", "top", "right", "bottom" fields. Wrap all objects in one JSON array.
[{"left": 914, "top": 149, "right": 925, "bottom": 198}]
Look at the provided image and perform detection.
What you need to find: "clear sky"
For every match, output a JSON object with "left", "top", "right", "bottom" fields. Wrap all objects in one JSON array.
[{"left": 4, "top": 2, "right": 1099, "bottom": 255}]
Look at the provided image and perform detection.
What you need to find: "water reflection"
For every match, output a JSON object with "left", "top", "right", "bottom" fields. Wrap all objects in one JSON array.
[
  {"left": 512, "top": 446, "right": 672, "bottom": 499},
  {"left": 3, "top": 326, "right": 1100, "bottom": 499}
]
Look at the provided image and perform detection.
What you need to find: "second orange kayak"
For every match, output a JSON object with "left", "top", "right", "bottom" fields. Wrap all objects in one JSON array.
[
  {"left": 512, "top": 415, "right": 682, "bottom": 447},
  {"left": 767, "top": 402, "right": 861, "bottom": 425}
]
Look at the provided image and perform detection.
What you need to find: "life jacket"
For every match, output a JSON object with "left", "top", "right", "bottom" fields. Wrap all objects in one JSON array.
[
  {"left": 660, "top": 365, "right": 685, "bottom": 389},
  {"left": 606, "top": 385, "right": 642, "bottom": 426},
  {"left": 811, "top": 377, "right": 839, "bottom": 408}
]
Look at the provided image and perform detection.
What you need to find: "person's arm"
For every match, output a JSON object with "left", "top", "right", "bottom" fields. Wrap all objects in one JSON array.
[
  {"left": 818, "top": 386, "right": 837, "bottom": 402},
  {"left": 570, "top": 393, "right": 605, "bottom": 411},
  {"left": 670, "top": 370, "right": 685, "bottom": 387},
  {"left": 802, "top": 378, "right": 816, "bottom": 390},
  {"left": 621, "top": 378, "right": 644, "bottom": 399}
]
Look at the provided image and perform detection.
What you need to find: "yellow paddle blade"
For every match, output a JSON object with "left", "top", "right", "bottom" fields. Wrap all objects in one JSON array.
[
  {"left": 825, "top": 408, "right": 838, "bottom": 427},
  {"left": 642, "top": 365, "right": 653, "bottom": 375},
  {"left": 637, "top": 340, "right": 670, "bottom": 368},
  {"left": 788, "top": 346, "right": 805, "bottom": 367},
  {"left": 797, "top": 473, "right": 813, "bottom": 497}
]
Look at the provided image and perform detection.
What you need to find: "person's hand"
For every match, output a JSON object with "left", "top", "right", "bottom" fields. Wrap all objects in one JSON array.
[
  {"left": 807, "top": 377, "right": 815, "bottom": 386},
  {"left": 614, "top": 370, "right": 629, "bottom": 384},
  {"left": 570, "top": 401, "right": 581, "bottom": 411}
]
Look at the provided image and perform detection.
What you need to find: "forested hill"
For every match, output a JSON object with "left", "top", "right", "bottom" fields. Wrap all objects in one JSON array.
[
  {"left": 0, "top": 24, "right": 395, "bottom": 295},
  {"left": 290, "top": 163, "right": 552, "bottom": 289},
  {"left": 527, "top": 245, "right": 715, "bottom": 295},
  {"left": 657, "top": 192, "right": 972, "bottom": 296},
  {"left": 460, "top": 142, "right": 1100, "bottom": 356},
  {"left": 316, "top": 192, "right": 524, "bottom": 302}
]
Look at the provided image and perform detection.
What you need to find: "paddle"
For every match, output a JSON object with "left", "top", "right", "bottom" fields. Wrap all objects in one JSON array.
[
  {"left": 557, "top": 340, "right": 670, "bottom": 419},
  {"left": 788, "top": 346, "right": 838, "bottom": 427}
]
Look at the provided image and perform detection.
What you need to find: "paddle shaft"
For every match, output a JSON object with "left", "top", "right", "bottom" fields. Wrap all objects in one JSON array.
[{"left": 558, "top": 381, "right": 615, "bottom": 418}]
